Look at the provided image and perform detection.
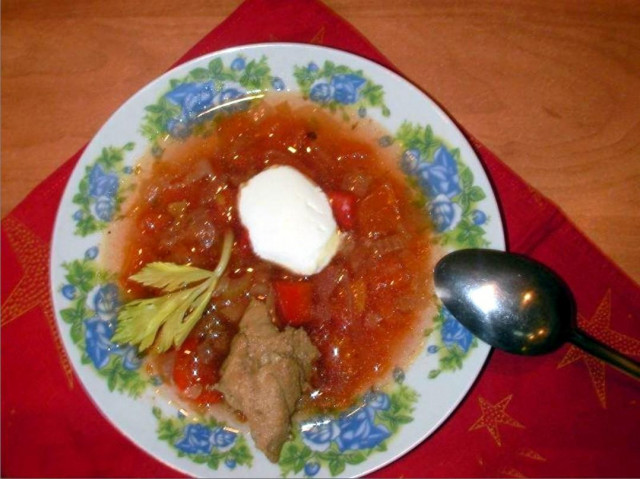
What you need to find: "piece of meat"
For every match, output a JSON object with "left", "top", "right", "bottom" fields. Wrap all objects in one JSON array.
[{"left": 217, "top": 299, "right": 318, "bottom": 462}]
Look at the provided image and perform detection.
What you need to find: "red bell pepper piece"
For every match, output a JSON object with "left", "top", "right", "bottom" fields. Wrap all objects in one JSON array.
[
  {"left": 328, "top": 190, "right": 357, "bottom": 230},
  {"left": 274, "top": 280, "right": 313, "bottom": 326}
]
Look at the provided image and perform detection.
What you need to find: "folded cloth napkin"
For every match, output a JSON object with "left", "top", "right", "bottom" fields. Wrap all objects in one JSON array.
[{"left": 2, "top": 0, "right": 639, "bottom": 477}]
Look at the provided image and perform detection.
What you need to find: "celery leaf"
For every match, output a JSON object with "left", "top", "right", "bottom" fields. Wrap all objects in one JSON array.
[{"left": 113, "top": 231, "right": 234, "bottom": 353}]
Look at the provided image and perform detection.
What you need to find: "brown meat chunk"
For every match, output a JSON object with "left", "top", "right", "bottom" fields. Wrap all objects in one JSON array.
[{"left": 217, "top": 299, "right": 318, "bottom": 462}]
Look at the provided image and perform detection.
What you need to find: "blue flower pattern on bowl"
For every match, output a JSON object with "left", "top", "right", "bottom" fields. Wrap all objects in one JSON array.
[
  {"left": 429, "top": 194, "right": 463, "bottom": 232},
  {"left": 309, "top": 81, "right": 333, "bottom": 103},
  {"left": 426, "top": 306, "right": 479, "bottom": 379},
  {"left": 441, "top": 308, "right": 474, "bottom": 353},
  {"left": 60, "top": 253, "right": 146, "bottom": 395},
  {"left": 84, "top": 320, "right": 140, "bottom": 370},
  {"left": 230, "top": 57, "right": 246, "bottom": 71},
  {"left": 93, "top": 196, "right": 116, "bottom": 222},
  {"left": 153, "top": 407, "right": 252, "bottom": 471},
  {"left": 301, "top": 419, "right": 341, "bottom": 452},
  {"left": 396, "top": 122, "right": 488, "bottom": 248},
  {"left": 72, "top": 143, "right": 134, "bottom": 236},
  {"left": 365, "top": 391, "right": 391, "bottom": 410},
  {"left": 427, "top": 344, "right": 440, "bottom": 354},
  {"left": 218, "top": 83, "right": 246, "bottom": 106},
  {"left": 281, "top": 385, "right": 416, "bottom": 477},
  {"left": 211, "top": 427, "right": 237, "bottom": 452},
  {"left": 332, "top": 74, "right": 366, "bottom": 104},
  {"left": 165, "top": 81, "right": 246, "bottom": 138},
  {"left": 304, "top": 461, "right": 321, "bottom": 477},
  {"left": 120, "top": 344, "right": 142, "bottom": 370},
  {"left": 82, "top": 283, "right": 143, "bottom": 371},
  {"left": 334, "top": 405, "right": 391, "bottom": 452},
  {"left": 84, "top": 316, "right": 117, "bottom": 369},
  {"left": 88, "top": 163, "right": 119, "bottom": 199},
  {"left": 175, "top": 424, "right": 219, "bottom": 455},
  {"left": 416, "top": 146, "right": 462, "bottom": 199},
  {"left": 472, "top": 209, "right": 487, "bottom": 225},
  {"left": 271, "top": 76, "right": 286, "bottom": 91},
  {"left": 294, "top": 60, "right": 391, "bottom": 117},
  {"left": 166, "top": 81, "right": 217, "bottom": 121},
  {"left": 86, "top": 283, "right": 120, "bottom": 322},
  {"left": 141, "top": 55, "right": 274, "bottom": 145},
  {"left": 84, "top": 284, "right": 120, "bottom": 368},
  {"left": 402, "top": 145, "right": 465, "bottom": 232},
  {"left": 301, "top": 392, "right": 391, "bottom": 453},
  {"left": 309, "top": 74, "right": 367, "bottom": 105},
  {"left": 84, "top": 246, "right": 99, "bottom": 260},
  {"left": 61, "top": 284, "right": 76, "bottom": 300}
]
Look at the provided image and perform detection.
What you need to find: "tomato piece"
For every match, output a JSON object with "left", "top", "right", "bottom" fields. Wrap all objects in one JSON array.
[
  {"left": 196, "top": 388, "right": 225, "bottom": 406},
  {"left": 172, "top": 335, "right": 220, "bottom": 390},
  {"left": 172, "top": 336, "right": 199, "bottom": 391},
  {"left": 274, "top": 280, "right": 313, "bottom": 326},
  {"left": 328, "top": 191, "right": 357, "bottom": 230}
]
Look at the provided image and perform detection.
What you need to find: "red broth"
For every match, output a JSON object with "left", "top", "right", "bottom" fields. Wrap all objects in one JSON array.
[{"left": 111, "top": 95, "right": 433, "bottom": 411}]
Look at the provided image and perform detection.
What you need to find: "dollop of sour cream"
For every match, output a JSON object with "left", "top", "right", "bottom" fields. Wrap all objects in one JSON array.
[{"left": 238, "top": 165, "right": 341, "bottom": 276}]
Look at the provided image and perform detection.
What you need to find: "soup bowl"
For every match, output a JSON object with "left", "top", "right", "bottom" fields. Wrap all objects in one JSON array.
[{"left": 51, "top": 43, "right": 505, "bottom": 478}]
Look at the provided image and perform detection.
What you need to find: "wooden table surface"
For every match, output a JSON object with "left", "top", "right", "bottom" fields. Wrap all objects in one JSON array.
[{"left": 2, "top": 0, "right": 639, "bottom": 284}]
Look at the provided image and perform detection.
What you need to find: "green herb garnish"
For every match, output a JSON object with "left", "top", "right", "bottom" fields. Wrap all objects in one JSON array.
[{"left": 113, "top": 230, "right": 233, "bottom": 353}]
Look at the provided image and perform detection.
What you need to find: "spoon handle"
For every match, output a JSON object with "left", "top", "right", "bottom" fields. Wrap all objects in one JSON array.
[{"left": 570, "top": 329, "right": 640, "bottom": 379}]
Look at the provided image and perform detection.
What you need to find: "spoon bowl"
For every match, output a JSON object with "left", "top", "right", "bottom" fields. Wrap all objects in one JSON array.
[{"left": 434, "top": 249, "right": 640, "bottom": 378}]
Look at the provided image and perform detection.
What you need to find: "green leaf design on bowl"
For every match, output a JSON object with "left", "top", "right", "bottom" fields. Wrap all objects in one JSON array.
[
  {"left": 140, "top": 55, "right": 274, "bottom": 146},
  {"left": 60, "top": 254, "right": 148, "bottom": 397},
  {"left": 425, "top": 306, "right": 479, "bottom": 379},
  {"left": 294, "top": 60, "right": 390, "bottom": 120},
  {"left": 278, "top": 382, "right": 417, "bottom": 477},
  {"left": 71, "top": 143, "right": 134, "bottom": 237},
  {"left": 152, "top": 406, "right": 253, "bottom": 471},
  {"left": 395, "top": 122, "right": 490, "bottom": 248}
]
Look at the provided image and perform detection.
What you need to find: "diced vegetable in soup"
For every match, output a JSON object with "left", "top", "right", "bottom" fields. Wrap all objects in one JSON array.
[{"left": 109, "top": 94, "right": 433, "bottom": 447}]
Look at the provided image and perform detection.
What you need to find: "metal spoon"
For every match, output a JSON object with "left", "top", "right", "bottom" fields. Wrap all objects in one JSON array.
[{"left": 434, "top": 249, "right": 640, "bottom": 379}]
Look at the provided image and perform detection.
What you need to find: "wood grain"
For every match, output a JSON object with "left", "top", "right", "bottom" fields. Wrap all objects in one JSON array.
[{"left": 2, "top": 0, "right": 639, "bottom": 283}]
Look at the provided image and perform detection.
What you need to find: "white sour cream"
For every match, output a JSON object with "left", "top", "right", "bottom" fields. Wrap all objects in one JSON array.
[{"left": 238, "top": 165, "right": 341, "bottom": 275}]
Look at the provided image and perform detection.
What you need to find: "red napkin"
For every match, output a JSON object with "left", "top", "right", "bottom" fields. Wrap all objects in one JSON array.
[{"left": 2, "top": 0, "right": 639, "bottom": 477}]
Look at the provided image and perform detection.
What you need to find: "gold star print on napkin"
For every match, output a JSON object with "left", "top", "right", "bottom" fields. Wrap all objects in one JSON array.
[
  {"left": 469, "top": 394, "right": 525, "bottom": 446},
  {"left": 557, "top": 290, "right": 640, "bottom": 408},
  {"left": 1, "top": 216, "right": 75, "bottom": 389}
]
